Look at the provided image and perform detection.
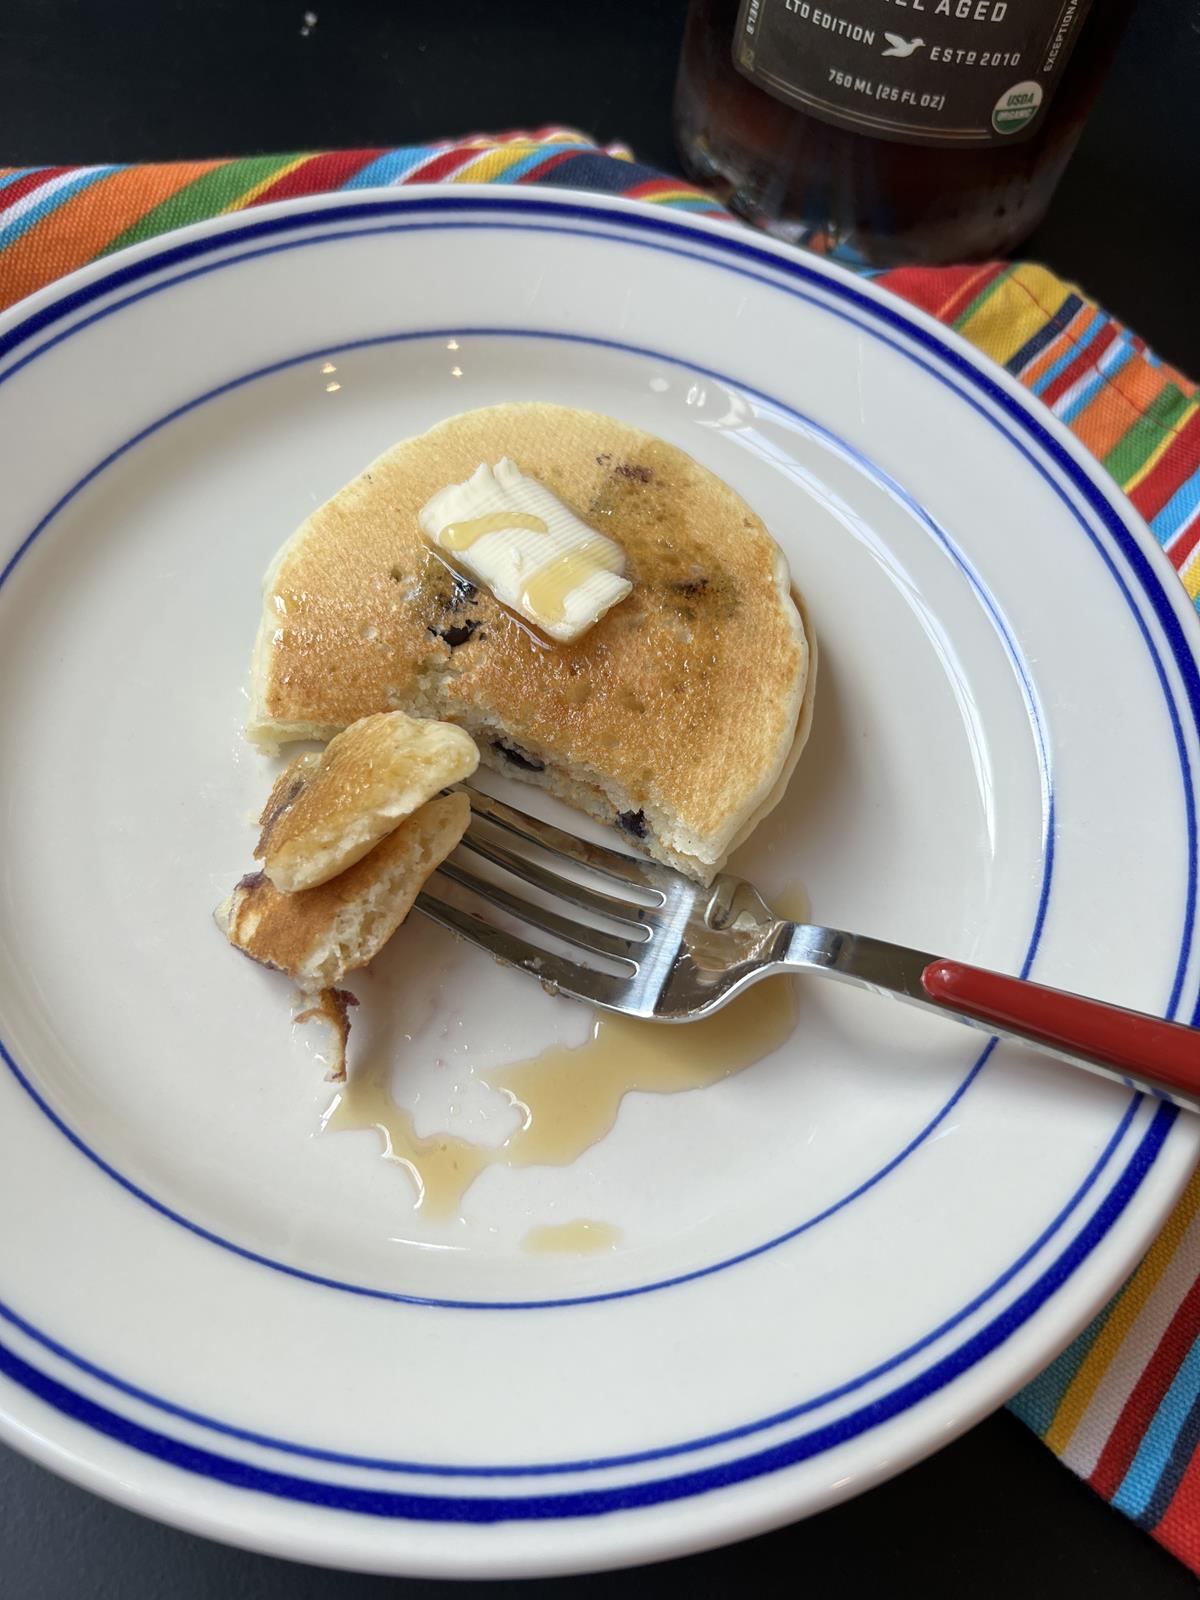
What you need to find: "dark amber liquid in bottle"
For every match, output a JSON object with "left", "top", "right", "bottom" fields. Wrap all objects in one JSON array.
[{"left": 674, "top": 0, "right": 1134, "bottom": 265}]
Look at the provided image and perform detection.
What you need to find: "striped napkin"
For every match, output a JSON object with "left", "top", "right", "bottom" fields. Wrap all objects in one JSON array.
[{"left": 3, "top": 128, "right": 1199, "bottom": 1566}]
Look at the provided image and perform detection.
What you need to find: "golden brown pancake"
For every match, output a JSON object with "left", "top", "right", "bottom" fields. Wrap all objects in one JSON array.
[
  {"left": 248, "top": 404, "right": 812, "bottom": 881},
  {"left": 255, "top": 711, "right": 478, "bottom": 892},
  {"left": 215, "top": 790, "right": 469, "bottom": 994}
]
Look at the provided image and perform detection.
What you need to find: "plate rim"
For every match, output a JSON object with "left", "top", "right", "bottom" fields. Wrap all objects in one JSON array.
[{"left": 0, "top": 184, "right": 1198, "bottom": 1576}]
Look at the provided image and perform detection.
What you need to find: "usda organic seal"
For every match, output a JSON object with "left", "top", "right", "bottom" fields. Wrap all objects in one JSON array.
[{"left": 993, "top": 80, "right": 1044, "bottom": 136}]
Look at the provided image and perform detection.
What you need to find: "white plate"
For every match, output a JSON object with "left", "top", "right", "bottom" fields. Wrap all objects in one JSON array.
[{"left": 0, "top": 189, "right": 1197, "bottom": 1579}]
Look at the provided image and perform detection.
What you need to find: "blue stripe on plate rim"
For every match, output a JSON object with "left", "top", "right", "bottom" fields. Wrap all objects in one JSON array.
[{"left": 0, "top": 193, "right": 1195, "bottom": 1517}]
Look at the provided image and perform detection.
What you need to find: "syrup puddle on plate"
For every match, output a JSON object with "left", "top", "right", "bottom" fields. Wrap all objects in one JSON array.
[
  {"left": 322, "top": 959, "right": 800, "bottom": 1228},
  {"left": 522, "top": 1219, "right": 622, "bottom": 1254}
]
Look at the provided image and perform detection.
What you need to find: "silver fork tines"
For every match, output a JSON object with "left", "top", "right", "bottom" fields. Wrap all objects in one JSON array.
[
  {"left": 415, "top": 787, "right": 760, "bottom": 1020},
  {"left": 414, "top": 889, "right": 633, "bottom": 1009},
  {"left": 462, "top": 789, "right": 674, "bottom": 899},
  {"left": 458, "top": 826, "right": 653, "bottom": 929},
  {"left": 434, "top": 857, "right": 644, "bottom": 966}
]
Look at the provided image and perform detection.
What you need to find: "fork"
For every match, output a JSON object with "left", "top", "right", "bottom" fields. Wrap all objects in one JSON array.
[{"left": 416, "top": 788, "right": 1200, "bottom": 1113}]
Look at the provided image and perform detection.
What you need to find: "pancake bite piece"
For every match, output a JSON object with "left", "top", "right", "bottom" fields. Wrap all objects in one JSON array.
[
  {"left": 215, "top": 789, "right": 470, "bottom": 1077},
  {"left": 256, "top": 711, "right": 478, "bottom": 892}
]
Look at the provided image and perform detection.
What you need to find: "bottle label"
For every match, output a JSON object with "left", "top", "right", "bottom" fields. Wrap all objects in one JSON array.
[{"left": 732, "top": 0, "right": 1097, "bottom": 148}]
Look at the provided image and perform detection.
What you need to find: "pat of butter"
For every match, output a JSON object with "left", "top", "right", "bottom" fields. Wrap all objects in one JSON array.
[{"left": 418, "top": 459, "right": 632, "bottom": 643}]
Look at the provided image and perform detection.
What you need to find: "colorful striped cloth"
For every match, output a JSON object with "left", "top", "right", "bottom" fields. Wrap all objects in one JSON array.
[
  {"left": 885, "top": 263, "right": 1200, "bottom": 595},
  {"left": 1013, "top": 1168, "right": 1200, "bottom": 1567},
  {"left": 2, "top": 130, "right": 1200, "bottom": 1565}
]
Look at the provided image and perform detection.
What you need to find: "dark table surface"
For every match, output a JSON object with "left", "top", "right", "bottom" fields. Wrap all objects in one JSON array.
[{"left": 2, "top": 1, "right": 1199, "bottom": 1594}]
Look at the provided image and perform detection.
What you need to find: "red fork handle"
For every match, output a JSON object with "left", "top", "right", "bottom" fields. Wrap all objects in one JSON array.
[{"left": 921, "top": 960, "right": 1200, "bottom": 1102}]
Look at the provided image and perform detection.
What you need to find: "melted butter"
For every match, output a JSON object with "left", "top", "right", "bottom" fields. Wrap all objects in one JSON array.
[
  {"left": 523, "top": 1219, "right": 622, "bottom": 1255},
  {"left": 521, "top": 541, "right": 626, "bottom": 627},
  {"left": 438, "top": 511, "right": 547, "bottom": 551},
  {"left": 324, "top": 974, "right": 798, "bottom": 1221}
]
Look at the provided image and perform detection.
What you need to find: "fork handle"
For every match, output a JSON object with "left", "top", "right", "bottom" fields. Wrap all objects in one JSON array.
[
  {"left": 922, "top": 960, "right": 1200, "bottom": 1102},
  {"left": 776, "top": 926, "right": 1200, "bottom": 1112}
]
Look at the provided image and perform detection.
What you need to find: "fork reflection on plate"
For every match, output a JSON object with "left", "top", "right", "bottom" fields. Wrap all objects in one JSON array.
[{"left": 417, "top": 787, "right": 1200, "bottom": 1113}]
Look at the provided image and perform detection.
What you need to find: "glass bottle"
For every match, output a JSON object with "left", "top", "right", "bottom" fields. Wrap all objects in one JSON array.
[{"left": 674, "top": 0, "right": 1135, "bottom": 265}]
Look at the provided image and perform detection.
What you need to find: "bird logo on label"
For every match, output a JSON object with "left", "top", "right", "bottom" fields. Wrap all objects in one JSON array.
[{"left": 882, "top": 34, "right": 925, "bottom": 58}]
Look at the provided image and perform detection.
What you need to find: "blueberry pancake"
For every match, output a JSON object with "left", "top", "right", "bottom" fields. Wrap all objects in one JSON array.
[{"left": 248, "top": 404, "right": 814, "bottom": 882}]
